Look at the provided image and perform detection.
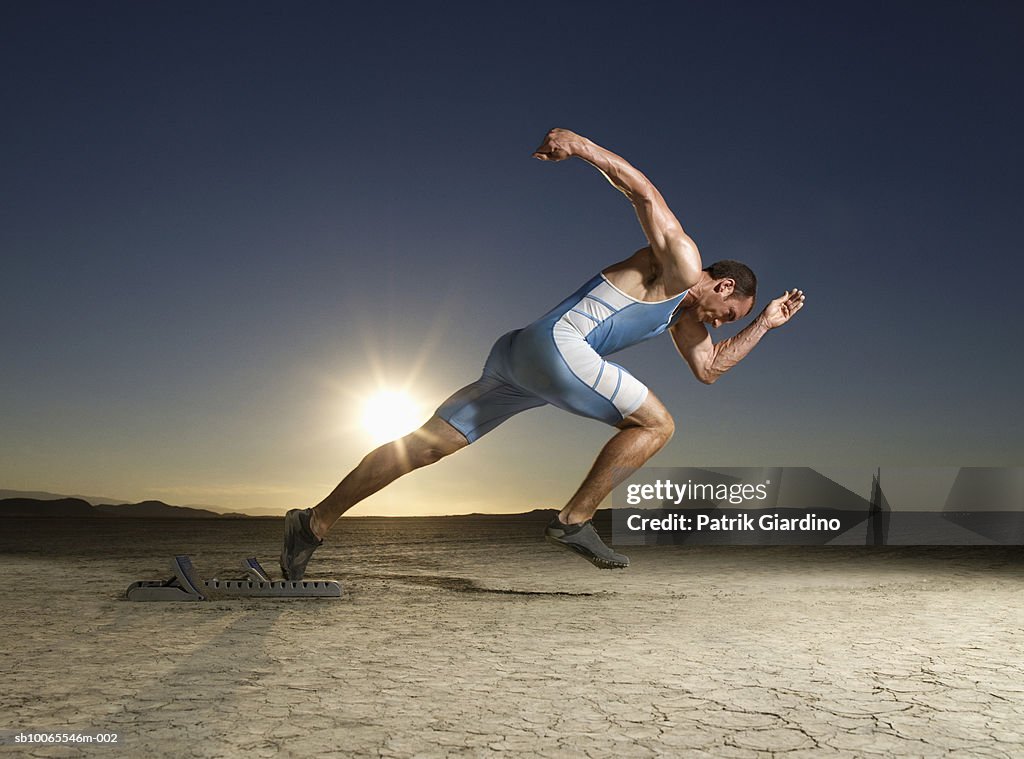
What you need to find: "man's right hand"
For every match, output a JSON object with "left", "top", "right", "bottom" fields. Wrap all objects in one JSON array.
[{"left": 532, "top": 128, "right": 585, "bottom": 161}]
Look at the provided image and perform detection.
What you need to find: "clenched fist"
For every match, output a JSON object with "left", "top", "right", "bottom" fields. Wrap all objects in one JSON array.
[{"left": 532, "top": 128, "right": 586, "bottom": 162}]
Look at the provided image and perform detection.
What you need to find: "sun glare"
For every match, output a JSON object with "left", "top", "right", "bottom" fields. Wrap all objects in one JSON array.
[{"left": 361, "top": 390, "right": 425, "bottom": 444}]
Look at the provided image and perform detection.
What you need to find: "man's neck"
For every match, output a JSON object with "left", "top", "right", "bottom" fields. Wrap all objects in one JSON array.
[{"left": 680, "top": 272, "right": 714, "bottom": 308}]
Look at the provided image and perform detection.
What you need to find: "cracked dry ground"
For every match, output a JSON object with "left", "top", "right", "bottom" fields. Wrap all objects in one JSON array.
[{"left": 1, "top": 518, "right": 1022, "bottom": 758}]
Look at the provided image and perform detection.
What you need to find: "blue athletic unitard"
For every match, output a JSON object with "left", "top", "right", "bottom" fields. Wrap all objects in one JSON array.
[{"left": 436, "top": 272, "right": 688, "bottom": 442}]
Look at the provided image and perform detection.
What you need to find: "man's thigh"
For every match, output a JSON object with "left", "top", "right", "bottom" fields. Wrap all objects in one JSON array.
[
  {"left": 515, "top": 329, "right": 650, "bottom": 426},
  {"left": 434, "top": 375, "right": 547, "bottom": 444}
]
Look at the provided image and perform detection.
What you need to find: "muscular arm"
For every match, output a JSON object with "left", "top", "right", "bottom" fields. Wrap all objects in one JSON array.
[
  {"left": 670, "top": 315, "right": 771, "bottom": 384},
  {"left": 533, "top": 128, "right": 702, "bottom": 288},
  {"left": 671, "top": 290, "right": 806, "bottom": 384}
]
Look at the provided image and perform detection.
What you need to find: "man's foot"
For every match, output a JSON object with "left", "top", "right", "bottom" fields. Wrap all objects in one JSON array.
[
  {"left": 280, "top": 508, "right": 323, "bottom": 581},
  {"left": 544, "top": 516, "right": 630, "bottom": 569}
]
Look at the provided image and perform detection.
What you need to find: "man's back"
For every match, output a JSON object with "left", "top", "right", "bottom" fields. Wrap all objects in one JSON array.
[
  {"left": 520, "top": 259, "right": 688, "bottom": 359},
  {"left": 600, "top": 246, "right": 692, "bottom": 304}
]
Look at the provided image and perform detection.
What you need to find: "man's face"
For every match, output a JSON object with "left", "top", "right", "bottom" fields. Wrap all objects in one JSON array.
[{"left": 699, "top": 282, "right": 754, "bottom": 328}]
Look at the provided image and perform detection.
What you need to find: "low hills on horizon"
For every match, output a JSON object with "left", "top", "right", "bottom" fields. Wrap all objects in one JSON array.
[
  {"left": 0, "top": 496, "right": 256, "bottom": 519},
  {"left": 0, "top": 489, "right": 559, "bottom": 520}
]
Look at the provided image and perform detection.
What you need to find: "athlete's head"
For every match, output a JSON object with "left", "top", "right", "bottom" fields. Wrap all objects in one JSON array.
[{"left": 698, "top": 260, "right": 757, "bottom": 328}]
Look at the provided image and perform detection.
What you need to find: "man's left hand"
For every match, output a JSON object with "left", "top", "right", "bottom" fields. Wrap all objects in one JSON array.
[{"left": 759, "top": 289, "right": 805, "bottom": 329}]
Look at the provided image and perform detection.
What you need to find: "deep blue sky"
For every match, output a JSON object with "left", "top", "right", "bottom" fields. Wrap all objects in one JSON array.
[{"left": 2, "top": 1, "right": 1022, "bottom": 514}]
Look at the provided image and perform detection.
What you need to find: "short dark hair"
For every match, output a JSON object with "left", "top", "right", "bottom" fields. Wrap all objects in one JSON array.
[{"left": 703, "top": 260, "right": 757, "bottom": 299}]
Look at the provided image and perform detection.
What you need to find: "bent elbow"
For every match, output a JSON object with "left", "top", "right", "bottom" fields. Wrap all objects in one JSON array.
[{"left": 698, "top": 370, "right": 719, "bottom": 385}]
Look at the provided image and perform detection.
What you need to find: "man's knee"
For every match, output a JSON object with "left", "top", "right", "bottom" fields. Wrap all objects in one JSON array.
[
  {"left": 655, "top": 413, "right": 675, "bottom": 444},
  {"left": 620, "top": 395, "right": 674, "bottom": 444},
  {"left": 403, "top": 416, "right": 469, "bottom": 467},
  {"left": 646, "top": 412, "right": 674, "bottom": 448},
  {"left": 412, "top": 442, "right": 452, "bottom": 466}
]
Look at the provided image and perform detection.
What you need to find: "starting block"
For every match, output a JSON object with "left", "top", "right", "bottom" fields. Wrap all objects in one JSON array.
[{"left": 126, "top": 555, "right": 342, "bottom": 601}]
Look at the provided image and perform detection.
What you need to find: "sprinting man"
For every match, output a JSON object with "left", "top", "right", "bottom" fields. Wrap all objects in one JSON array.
[{"left": 281, "top": 128, "right": 805, "bottom": 575}]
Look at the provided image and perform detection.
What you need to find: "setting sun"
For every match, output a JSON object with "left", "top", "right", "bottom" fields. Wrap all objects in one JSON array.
[{"left": 361, "top": 390, "right": 425, "bottom": 444}]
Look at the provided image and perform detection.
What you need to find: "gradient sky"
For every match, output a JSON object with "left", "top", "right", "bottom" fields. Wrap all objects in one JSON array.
[{"left": 2, "top": 1, "right": 1022, "bottom": 515}]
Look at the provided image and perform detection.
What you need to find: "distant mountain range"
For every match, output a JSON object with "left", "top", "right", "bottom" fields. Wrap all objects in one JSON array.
[
  {"left": 0, "top": 489, "right": 568, "bottom": 521},
  {"left": 0, "top": 488, "right": 132, "bottom": 505},
  {"left": 0, "top": 494, "right": 256, "bottom": 519},
  {"left": 0, "top": 491, "right": 563, "bottom": 521}
]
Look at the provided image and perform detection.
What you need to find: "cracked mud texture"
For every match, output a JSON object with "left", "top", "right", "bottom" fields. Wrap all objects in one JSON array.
[{"left": 1, "top": 515, "right": 1022, "bottom": 758}]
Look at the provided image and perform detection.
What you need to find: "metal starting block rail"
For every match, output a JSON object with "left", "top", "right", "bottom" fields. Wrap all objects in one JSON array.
[{"left": 126, "top": 555, "right": 342, "bottom": 601}]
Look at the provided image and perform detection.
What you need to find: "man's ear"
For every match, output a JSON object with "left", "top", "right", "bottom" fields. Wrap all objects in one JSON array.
[{"left": 714, "top": 278, "right": 736, "bottom": 298}]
